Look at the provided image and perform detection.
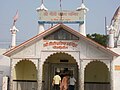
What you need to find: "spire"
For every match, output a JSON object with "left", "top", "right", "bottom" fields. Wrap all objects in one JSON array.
[
  {"left": 10, "top": 25, "right": 19, "bottom": 48},
  {"left": 76, "top": 1, "right": 89, "bottom": 36},
  {"left": 36, "top": 0, "right": 46, "bottom": 34},
  {"left": 10, "top": 11, "right": 19, "bottom": 48}
]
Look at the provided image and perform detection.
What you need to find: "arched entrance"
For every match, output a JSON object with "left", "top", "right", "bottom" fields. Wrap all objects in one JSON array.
[
  {"left": 13, "top": 60, "right": 37, "bottom": 90},
  {"left": 42, "top": 52, "right": 78, "bottom": 90},
  {"left": 84, "top": 61, "right": 110, "bottom": 90}
]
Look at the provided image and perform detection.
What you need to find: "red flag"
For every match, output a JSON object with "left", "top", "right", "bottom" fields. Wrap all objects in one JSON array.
[{"left": 13, "top": 10, "right": 19, "bottom": 23}]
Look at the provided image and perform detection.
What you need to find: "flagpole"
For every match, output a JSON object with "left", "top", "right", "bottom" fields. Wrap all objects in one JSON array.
[
  {"left": 13, "top": 21, "right": 15, "bottom": 26},
  {"left": 59, "top": 0, "right": 63, "bottom": 22},
  {"left": 82, "top": 0, "right": 84, "bottom": 3},
  {"left": 105, "top": 17, "right": 107, "bottom": 35},
  {"left": 41, "top": 0, "right": 43, "bottom": 4}
]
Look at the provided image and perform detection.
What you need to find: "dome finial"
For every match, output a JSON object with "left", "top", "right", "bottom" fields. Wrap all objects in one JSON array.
[{"left": 36, "top": 0, "right": 48, "bottom": 11}]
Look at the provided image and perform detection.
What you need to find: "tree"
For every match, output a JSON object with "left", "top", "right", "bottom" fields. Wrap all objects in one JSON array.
[{"left": 87, "top": 33, "right": 108, "bottom": 47}]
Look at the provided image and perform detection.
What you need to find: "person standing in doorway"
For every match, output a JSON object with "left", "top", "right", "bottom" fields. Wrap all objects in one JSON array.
[
  {"left": 60, "top": 73, "right": 69, "bottom": 90},
  {"left": 52, "top": 72, "right": 61, "bottom": 90},
  {"left": 69, "top": 74, "right": 76, "bottom": 90}
]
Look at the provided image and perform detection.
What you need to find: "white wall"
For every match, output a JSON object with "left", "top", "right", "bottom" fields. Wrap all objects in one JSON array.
[
  {"left": 110, "top": 48, "right": 120, "bottom": 90},
  {"left": 112, "top": 56, "right": 120, "bottom": 90},
  {"left": 0, "top": 49, "right": 10, "bottom": 90}
]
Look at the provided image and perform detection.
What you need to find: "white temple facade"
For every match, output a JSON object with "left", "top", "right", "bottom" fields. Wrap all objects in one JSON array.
[
  {"left": 0, "top": 2, "right": 120, "bottom": 90},
  {"left": 2, "top": 23, "right": 120, "bottom": 90}
]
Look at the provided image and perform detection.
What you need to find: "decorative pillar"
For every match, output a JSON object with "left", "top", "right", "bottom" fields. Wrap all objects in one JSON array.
[
  {"left": 38, "top": 23, "right": 45, "bottom": 34},
  {"left": 36, "top": 3, "right": 48, "bottom": 34},
  {"left": 76, "top": 3, "right": 89, "bottom": 36},
  {"left": 9, "top": 59, "right": 13, "bottom": 90},
  {"left": 110, "top": 60, "right": 114, "bottom": 90},
  {"left": 37, "top": 59, "right": 43, "bottom": 90},
  {"left": 109, "top": 32, "right": 114, "bottom": 48},
  {"left": 78, "top": 59, "right": 84, "bottom": 90},
  {"left": 10, "top": 25, "right": 19, "bottom": 48},
  {"left": 80, "top": 60, "right": 84, "bottom": 90},
  {"left": 107, "top": 25, "right": 115, "bottom": 48}
]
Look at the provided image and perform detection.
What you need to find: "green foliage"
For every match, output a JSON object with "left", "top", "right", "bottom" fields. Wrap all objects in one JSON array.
[{"left": 87, "top": 33, "right": 108, "bottom": 47}]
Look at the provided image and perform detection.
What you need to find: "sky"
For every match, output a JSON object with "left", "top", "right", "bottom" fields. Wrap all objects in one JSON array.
[{"left": 0, "top": 0, "right": 119, "bottom": 48}]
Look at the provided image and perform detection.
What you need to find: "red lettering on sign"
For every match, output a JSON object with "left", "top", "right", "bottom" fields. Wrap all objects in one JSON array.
[{"left": 43, "top": 41, "right": 78, "bottom": 49}]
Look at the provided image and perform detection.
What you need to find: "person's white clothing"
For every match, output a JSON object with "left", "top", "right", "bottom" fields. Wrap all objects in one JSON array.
[{"left": 69, "top": 77, "right": 76, "bottom": 85}]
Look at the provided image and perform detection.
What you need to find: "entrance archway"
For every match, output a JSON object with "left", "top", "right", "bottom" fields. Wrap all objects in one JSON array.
[
  {"left": 84, "top": 61, "right": 110, "bottom": 90},
  {"left": 13, "top": 60, "right": 37, "bottom": 90},
  {"left": 42, "top": 52, "right": 78, "bottom": 90}
]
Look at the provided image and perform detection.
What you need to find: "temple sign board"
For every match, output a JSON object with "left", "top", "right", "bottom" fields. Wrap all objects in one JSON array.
[{"left": 38, "top": 10, "right": 84, "bottom": 23}]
